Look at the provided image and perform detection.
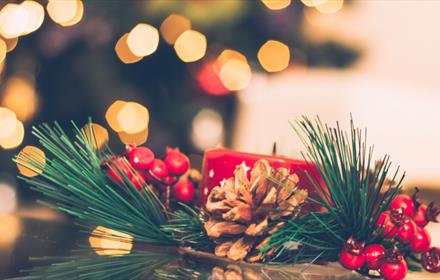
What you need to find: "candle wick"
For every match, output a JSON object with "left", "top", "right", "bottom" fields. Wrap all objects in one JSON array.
[{"left": 272, "top": 142, "right": 277, "bottom": 155}]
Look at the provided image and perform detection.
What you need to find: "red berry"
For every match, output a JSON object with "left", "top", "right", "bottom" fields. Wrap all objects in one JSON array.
[
  {"left": 130, "top": 173, "right": 146, "bottom": 190},
  {"left": 150, "top": 159, "right": 168, "bottom": 179},
  {"left": 421, "top": 247, "right": 440, "bottom": 273},
  {"left": 364, "top": 244, "right": 385, "bottom": 270},
  {"left": 125, "top": 144, "right": 135, "bottom": 154},
  {"left": 397, "top": 218, "right": 416, "bottom": 244},
  {"left": 390, "top": 194, "right": 415, "bottom": 217},
  {"left": 106, "top": 157, "right": 132, "bottom": 183},
  {"left": 172, "top": 180, "right": 195, "bottom": 204},
  {"left": 128, "top": 147, "right": 155, "bottom": 170},
  {"left": 380, "top": 259, "right": 408, "bottom": 280},
  {"left": 164, "top": 176, "right": 177, "bottom": 185},
  {"left": 377, "top": 211, "right": 398, "bottom": 238},
  {"left": 163, "top": 147, "right": 190, "bottom": 176},
  {"left": 413, "top": 204, "right": 428, "bottom": 227},
  {"left": 339, "top": 250, "right": 365, "bottom": 270},
  {"left": 410, "top": 227, "right": 431, "bottom": 252}
]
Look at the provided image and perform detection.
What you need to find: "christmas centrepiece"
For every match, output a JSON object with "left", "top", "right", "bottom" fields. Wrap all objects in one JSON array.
[{"left": 14, "top": 116, "right": 439, "bottom": 280}]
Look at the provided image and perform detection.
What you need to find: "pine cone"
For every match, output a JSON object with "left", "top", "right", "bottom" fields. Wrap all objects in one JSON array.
[
  {"left": 204, "top": 159, "right": 307, "bottom": 262},
  {"left": 209, "top": 265, "right": 264, "bottom": 280}
]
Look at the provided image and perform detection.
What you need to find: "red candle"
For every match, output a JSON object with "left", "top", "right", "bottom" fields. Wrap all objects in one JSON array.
[{"left": 199, "top": 148, "right": 325, "bottom": 210}]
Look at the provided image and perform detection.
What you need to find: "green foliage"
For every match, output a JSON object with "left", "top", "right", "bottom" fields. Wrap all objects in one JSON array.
[
  {"left": 161, "top": 204, "right": 212, "bottom": 250},
  {"left": 264, "top": 116, "right": 405, "bottom": 261},
  {"left": 10, "top": 249, "right": 175, "bottom": 280},
  {"left": 14, "top": 122, "right": 175, "bottom": 245}
]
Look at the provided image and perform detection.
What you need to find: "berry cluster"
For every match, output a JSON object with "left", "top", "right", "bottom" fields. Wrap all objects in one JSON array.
[
  {"left": 102, "top": 145, "right": 196, "bottom": 204},
  {"left": 339, "top": 188, "right": 440, "bottom": 280}
]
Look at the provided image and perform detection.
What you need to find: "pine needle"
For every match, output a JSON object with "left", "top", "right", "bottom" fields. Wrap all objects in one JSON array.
[
  {"left": 14, "top": 121, "right": 176, "bottom": 245},
  {"left": 265, "top": 116, "right": 405, "bottom": 262}
]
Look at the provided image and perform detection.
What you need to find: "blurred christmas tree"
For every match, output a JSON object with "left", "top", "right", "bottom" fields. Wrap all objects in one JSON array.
[{"left": 0, "top": 0, "right": 359, "bottom": 202}]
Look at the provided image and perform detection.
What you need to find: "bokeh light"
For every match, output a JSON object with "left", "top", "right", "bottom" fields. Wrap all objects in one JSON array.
[
  {"left": 261, "top": 0, "right": 292, "bottom": 10},
  {"left": 46, "top": 0, "right": 83, "bottom": 27},
  {"left": 89, "top": 226, "right": 133, "bottom": 256},
  {"left": 257, "top": 40, "right": 290, "bottom": 72},
  {"left": 105, "top": 100, "right": 150, "bottom": 145},
  {"left": 16, "top": 145, "right": 46, "bottom": 177},
  {"left": 214, "top": 49, "right": 252, "bottom": 91},
  {"left": 21, "top": 0, "right": 45, "bottom": 34},
  {"left": 1, "top": 75, "right": 38, "bottom": 122},
  {"left": 0, "top": 107, "right": 24, "bottom": 149},
  {"left": 197, "top": 61, "right": 229, "bottom": 95},
  {"left": 315, "top": 0, "right": 344, "bottom": 14},
  {"left": 4, "top": 36, "right": 18, "bottom": 52},
  {"left": 160, "top": 14, "right": 191, "bottom": 45},
  {"left": 218, "top": 58, "right": 252, "bottom": 91},
  {"left": 0, "top": 3, "right": 29, "bottom": 39},
  {"left": 0, "top": 214, "right": 21, "bottom": 248},
  {"left": 301, "top": 0, "right": 319, "bottom": 7},
  {"left": 118, "top": 128, "right": 149, "bottom": 146},
  {"left": 0, "top": 182, "right": 17, "bottom": 215},
  {"left": 105, "top": 100, "right": 127, "bottom": 132},
  {"left": 59, "top": 0, "right": 84, "bottom": 27},
  {"left": 115, "top": 33, "right": 143, "bottom": 64},
  {"left": 191, "top": 108, "right": 224, "bottom": 150},
  {"left": 127, "top": 23, "right": 159, "bottom": 57},
  {"left": 174, "top": 30, "right": 207, "bottom": 62},
  {"left": 0, "top": 120, "right": 24, "bottom": 149},
  {"left": 117, "top": 102, "right": 149, "bottom": 134},
  {"left": 216, "top": 49, "right": 247, "bottom": 68},
  {"left": 0, "top": 38, "right": 6, "bottom": 64},
  {"left": 81, "top": 123, "right": 109, "bottom": 150},
  {"left": 0, "top": 107, "right": 17, "bottom": 139}
]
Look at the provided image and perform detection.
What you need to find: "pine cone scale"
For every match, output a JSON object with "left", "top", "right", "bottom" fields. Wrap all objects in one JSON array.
[{"left": 204, "top": 159, "right": 308, "bottom": 262}]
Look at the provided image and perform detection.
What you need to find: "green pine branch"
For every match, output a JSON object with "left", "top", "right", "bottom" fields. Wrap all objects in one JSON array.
[
  {"left": 14, "top": 121, "right": 176, "bottom": 245},
  {"left": 9, "top": 249, "right": 176, "bottom": 280},
  {"left": 264, "top": 116, "right": 405, "bottom": 262},
  {"left": 161, "top": 204, "right": 212, "bottom": 250}
]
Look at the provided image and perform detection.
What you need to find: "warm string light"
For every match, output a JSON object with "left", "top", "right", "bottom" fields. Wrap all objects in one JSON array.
[
  {"left": 81, "top": 123, "right": 109, "bottom": 150},
  {"left": 0, "top": 39, "right": 6, "bottom": 64},
  {"left": 105, "top": 100, "right": 150, "bottom": 146},
  {"left": 0, "top": 107, "right": 24, "bottom": 149},
  {"left": 0, "top": 214, "right": 21, "bottom": 248},
  {"left": 46, "top": 0, "right": 84, "bottom": 27},
  {"left": 174, "top": 29, "right": 207, "bottom": 62},
  {"left": 127, "top": 24, "right": 160, "bottom": 57},
  {"left": 196, "top": 60, "right": 229, "bottom": 95},
  {"left": 257, "top": 40, "right": 290, "bottom": 72},
  {"left": 115, "top": 24, "right": 159, "bottom": 64},
  {"left": 114, "top": 33, "right": 143, "bottom": 64},
  {"left": 160, "top": 14, "right": 191, "bottom": 45},
  {"left": 1, "top": 75, "right": 38, "bottom": 122},
  {"left": 4, "top": 36, "right": 18, "bottom": 53},
  {"left": 89, "top": 226, "right": 134, "bottom": 256},
  {"left": 118, "top": 128, "right": 149, "bottom": 146},
  {"left": 261, "top": 0, "right": 292, "bottom": 10},
  {"left": 0, "top": 1, "right": 45, "bottom": 39},
  {"left": 16, "top": 145, "right": 46, "bottom": 177},
  {"left": 191, "top": 108, "right": 224, "bottom": 150},
  {"left": 301, "top": 0, "right": 344, "bottom": 13},
  {"left": 315, "top": 0, "right": 344, "bottom": 14},
  {"left": 216, "top": 50, "right": 252, "bottom": 91},
  {"left": 197, "top": 49, "right": 253, "bottom": 94},
  {"left": 0, "top": 182, "right": 17, "bottom": 215}
]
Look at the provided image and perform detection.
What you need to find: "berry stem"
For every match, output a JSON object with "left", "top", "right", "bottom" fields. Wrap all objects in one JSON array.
[
  {"left": 147, "top": 169, "right": 178, "bottom": 186},
  {"left": 165, "top": 186, "right": 171, "bottom": 210}
]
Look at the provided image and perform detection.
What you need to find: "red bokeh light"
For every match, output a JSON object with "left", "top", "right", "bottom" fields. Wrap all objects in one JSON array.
[{"left": 197, "top": 61, "right": 230, "bottom": 96}]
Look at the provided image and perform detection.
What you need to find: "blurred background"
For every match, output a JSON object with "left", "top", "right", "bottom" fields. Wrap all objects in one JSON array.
[{"left": 0, "top": 0, "right": 439, "bottom": 278}]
